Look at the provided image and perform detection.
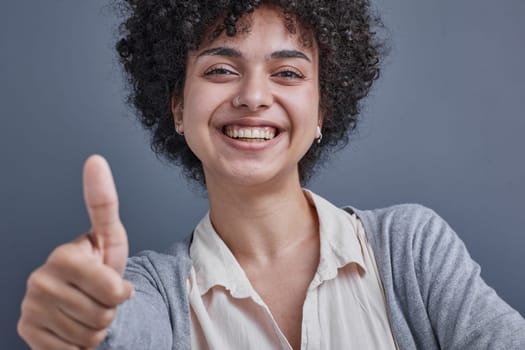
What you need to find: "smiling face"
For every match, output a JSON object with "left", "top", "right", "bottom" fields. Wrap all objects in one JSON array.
[{"left": 174, "top": 6, "right": 321, "bottom": 189}]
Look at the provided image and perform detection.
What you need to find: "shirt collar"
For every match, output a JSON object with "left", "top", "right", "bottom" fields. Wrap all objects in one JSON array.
[
  {"left": 190, "top": 190, "right": 367, "bottom": 297},
  {"left": 303, "top": 189, "right": 366, "bottom": 287},
  {"left": 190, "top": 213, "right": 259, "bottom": 299}
]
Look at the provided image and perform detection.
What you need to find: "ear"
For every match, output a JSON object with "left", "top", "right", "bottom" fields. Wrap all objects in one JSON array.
[
  {"left": 317, "top": 109, "right": 324, "bottom": 129},
  {"left": 171, "top": 96, "right": 184, "bottom": 132}
]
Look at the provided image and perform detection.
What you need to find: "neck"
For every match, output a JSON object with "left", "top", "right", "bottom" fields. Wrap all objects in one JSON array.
[{"left": 206, "top": 174, "right": 319, "bottom": 266}]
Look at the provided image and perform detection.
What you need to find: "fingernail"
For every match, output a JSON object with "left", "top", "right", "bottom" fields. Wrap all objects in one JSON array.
[{"left": 128, "top": 284, "right": 135, "bottom": 299}]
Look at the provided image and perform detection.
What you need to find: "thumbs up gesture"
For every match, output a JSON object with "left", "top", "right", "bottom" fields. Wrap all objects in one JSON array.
[{"left": 18, "top": 155, "right": 134, "bottom": 349}]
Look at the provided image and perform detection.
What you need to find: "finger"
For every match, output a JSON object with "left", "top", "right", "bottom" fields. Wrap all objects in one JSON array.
[
  {"left": 20, "top": 327, "right": 80, "bottom": 350},
  {"left": 83, "top": 155, "right": 120, "bottom": 234},
  {"left": 18, "top": 305, "right": 80, "bottom": 350},
  {"left": 71, "top": 263, "right": 134, "bottom": 308},
  {"left": 43, "top": 307, "right": 108, "bottom": 349},
  {"left": 82, "top": 155, "right": 128, "bottom": 273},
  {"left": 58, "top": 287, "right": 117, "bottom": 331},
  {"left": 24, "top": 294, "right": 107, "bottom": 349},
  {"left": 30, "top": 271, "right": 117, "bottom": 330},
  {"left": 46, "top": 245, "right": 134, "bottom": 307}
]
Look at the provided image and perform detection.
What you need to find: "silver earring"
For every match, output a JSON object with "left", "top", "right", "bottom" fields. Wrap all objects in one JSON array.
[
  {"left": 233, "top": 95, "right": 242, "bottom": 107},
  {"left": 176, "top": 125, "right": 184, "bottom": 136},
  {"left": 316, "top": 126, "right": 323, "bottom": 144}
]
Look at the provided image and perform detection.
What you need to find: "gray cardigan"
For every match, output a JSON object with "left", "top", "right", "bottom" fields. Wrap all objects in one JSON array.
[{"left": 100, "top": 204, "right": 525, "bottom": 349}]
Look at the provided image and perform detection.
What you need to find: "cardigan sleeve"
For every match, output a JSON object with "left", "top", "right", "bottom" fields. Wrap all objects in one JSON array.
[
  {"left": 411, "top": 206, "right": 525, "bottom": 349},
  {"left": 97, "top": 254, "right": 173, "bottom": 350},
  {"left": 355, "top": 204, "right": 525, "bottom": 350},
  {"left": 97, "top": 242, "right": 193, "bottom": 350}
]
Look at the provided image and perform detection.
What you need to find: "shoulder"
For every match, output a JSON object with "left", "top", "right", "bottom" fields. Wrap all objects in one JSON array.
[
  {"left": 106, "top": 239, "right": 193, "bottom": 349},
  {"left": 124, "top": 238, "right": 192, "bottom": 290},
  {"left": 348, "top": 203, "right": 450, "bottom": 246},
  {"left": 346, "top": 203, "right": 462, "bottom": 279},
  {"left": 344, "top": 203, "right": 525, "bottom": 349},
  {"left": 349, "top": 203, "right": 440, "bottom": 228}
]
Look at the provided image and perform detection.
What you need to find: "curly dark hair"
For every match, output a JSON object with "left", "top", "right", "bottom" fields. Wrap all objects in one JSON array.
[{"left": 115, "top": 0, "right": 384, "bottom": 185}]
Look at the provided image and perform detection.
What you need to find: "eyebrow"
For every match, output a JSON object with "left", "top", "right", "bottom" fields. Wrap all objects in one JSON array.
[
  {"left": 270, "top": 50, "right": 311, "bottom": 62},
  {"left": 197, "top": 47, "right": 242, "bottom": 59},
  {"left": 197, "top": 47, "right": 311, "bottom": 62}
]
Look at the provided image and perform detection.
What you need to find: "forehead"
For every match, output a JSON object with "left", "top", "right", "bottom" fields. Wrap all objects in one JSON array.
[{"left": 194, "top": 6, "right": 317, "bottom": 57}]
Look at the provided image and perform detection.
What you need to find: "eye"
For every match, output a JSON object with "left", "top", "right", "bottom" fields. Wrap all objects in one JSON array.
[
  {"left": 203, "top": 65, "right": 238, "bottom": 76},
  {"left": 272, "top": 68, "right": 305, "bottom": 80}
]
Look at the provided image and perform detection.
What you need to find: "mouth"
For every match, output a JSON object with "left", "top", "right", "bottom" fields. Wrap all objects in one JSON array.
[{"left": 222, "top": 125, "right": 278, "bottom": 143}]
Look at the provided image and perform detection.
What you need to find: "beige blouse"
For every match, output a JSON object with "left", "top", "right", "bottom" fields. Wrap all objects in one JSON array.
[{"left": 188, "top": 190, "right": 398, "bottom": 349}]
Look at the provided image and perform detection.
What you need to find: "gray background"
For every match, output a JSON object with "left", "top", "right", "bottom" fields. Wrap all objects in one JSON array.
[{"left": 1, "top": 0, "right": 524, "bottom": 348}]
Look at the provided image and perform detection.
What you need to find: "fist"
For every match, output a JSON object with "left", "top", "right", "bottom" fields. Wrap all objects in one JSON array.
[{"left": 18, "top": 155, "right": 134, "bottom": 349}]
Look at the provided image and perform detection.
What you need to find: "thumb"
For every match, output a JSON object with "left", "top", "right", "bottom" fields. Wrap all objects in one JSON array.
[{"left": 83, "top": 154, "right": 129, "bottom": 275}]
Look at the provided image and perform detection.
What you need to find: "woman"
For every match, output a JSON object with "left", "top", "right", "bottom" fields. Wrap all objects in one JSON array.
[{"left": 17, "top": 1, "right": 525, "bottom": 349}]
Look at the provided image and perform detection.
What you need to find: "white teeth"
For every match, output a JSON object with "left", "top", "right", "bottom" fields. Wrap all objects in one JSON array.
[{"left": 224, "top": 126, "right": 277, "bottom": 140}]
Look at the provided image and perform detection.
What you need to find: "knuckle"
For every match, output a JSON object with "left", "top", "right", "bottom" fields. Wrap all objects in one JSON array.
[
  {"left": 16, "top": 320, "right": 40, "bottom": 347},
  {"left": 105, "top": 281, "right": 126, "bottom": 304},
  {"left": 26, "top": 269, "right": 42, "bottom": 290},
  {"left": 64, "top": 346, "right": 79, "bottom": 350},
  {"left": 20, "top": 299, "right": 45, "bottom": 326},
  {"left": 82, "top": 329, "right": 107, "bottom": 348},
  {"left": 19, "top": 298, "right": 33, "bottom": 316},
  {"left": 48, "top": 244, "right": 77, "bottom": 267},
  {"left": 92, "top": 308, "right": 116, "bottom": 329},
  {"left": 106, "top": 288, "right": 122, "bottom": 305},
  {"left": 56, "top": 341, "right": 79, "bottom": 350},
  {"left": 26, "top": 270, "right": 49, "bottom": 297},
  {"left": 16, "top": 318, "right": 29, "bottom": 339}
]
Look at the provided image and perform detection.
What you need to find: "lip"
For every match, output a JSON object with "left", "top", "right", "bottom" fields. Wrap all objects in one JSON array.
[
  {"left": 213, "top": 117, "right": 285, "bottom": 151},
  {"left": 220, "top": 117, "right": 283, "bottom": 131}
]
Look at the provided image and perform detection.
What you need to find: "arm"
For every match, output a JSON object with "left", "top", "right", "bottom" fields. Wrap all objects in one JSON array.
[
  {"left": 415, "top": 208, "right": 525, "bottom": 349},
  {"left": 97, "top": 256, "right": 173, "bottom": 349},
  {"left": 99, "top": 241, "right": 192, "bottom": 350},
  {"left": 18, "top": 156, "right": 134, "bottom": 349}
]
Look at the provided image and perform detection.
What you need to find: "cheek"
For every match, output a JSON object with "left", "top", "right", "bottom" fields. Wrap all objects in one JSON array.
[
  {"left": 183, "top": 84, "right": 229, "bottom": 132},
  {"left": 183, "top": 97, "right": 215, "bottom": 132},
  {"left": 291, "top": 86, "right": 320, "bottom": 128},
  {"left": 181, "top": 89, "right": 227, "bottom": 160},
  {"left": 290, "top": 87, "right": 320, "bottom": 151}
]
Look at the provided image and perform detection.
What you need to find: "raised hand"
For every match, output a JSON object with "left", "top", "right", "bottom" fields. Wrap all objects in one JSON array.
[{"left": 18, "top": 155, "right": 134, "bottom": 349}]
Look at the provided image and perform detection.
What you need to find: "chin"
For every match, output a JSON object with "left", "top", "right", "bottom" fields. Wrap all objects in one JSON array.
[
  {"left": 228, "top": 168, "right": 277, "bottom": 187},
  {"left": 203, "top": 155, "right": 300, "bottom": 189},
  {"left": 226, "top": 164, "right": 299, "bottom": 189}
]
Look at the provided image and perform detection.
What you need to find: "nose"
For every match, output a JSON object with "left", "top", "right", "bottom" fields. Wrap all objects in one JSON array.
[{"left": 233, "top": 73, "right": 273, "bottom": 111}]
